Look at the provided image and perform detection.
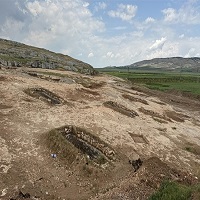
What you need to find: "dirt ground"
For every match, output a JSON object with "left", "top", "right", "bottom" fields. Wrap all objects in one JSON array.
[{"left": 0, "top": 67, "right": 200, "bottom": 200}]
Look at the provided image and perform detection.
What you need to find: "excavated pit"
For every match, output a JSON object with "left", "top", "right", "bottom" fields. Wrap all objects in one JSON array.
[
  {"left": 139, "top": 107, "right": 171, "bottom": 122},
  {"left": 50, "top": 125, "right": 116, "bottom": 165},
  {"left": 26, "top": 72, "right": 61, "bottom": 82},
  {"left": 103, "top": 101, "right": 139, "bottom": 118},
  {"left": 128, "top": 132, "right": 148, "bottom": 144},
  {"left": 122, "top": 94, "right": 149, "bottom": 105},
  {"left": 164, "top": 110, "right": 189, "bottom": 122},
  {"left": 24, "top": 88, "right": 64, "bottom": 105}
]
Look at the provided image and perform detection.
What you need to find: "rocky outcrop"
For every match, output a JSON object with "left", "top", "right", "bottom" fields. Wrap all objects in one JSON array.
[{"left": 0, "top": 38, "right": 97, "bottom": 75}]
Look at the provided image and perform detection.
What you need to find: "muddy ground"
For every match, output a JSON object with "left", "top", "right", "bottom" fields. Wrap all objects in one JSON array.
[{"left": 0, "top": 67, "right": 200, "bottom": 199}]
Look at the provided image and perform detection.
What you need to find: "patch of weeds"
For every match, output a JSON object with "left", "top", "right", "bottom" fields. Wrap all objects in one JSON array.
[
  {"left": 46, "top": 129, "right": 79, "bottom": 165},
  {"left": 149, "top": 180, "right": 192, "bottom": 200}
]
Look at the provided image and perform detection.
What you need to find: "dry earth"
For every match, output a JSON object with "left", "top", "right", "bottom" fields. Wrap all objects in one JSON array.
[{"left": 0, "top": 67, "right": 200, "bottom": 200}]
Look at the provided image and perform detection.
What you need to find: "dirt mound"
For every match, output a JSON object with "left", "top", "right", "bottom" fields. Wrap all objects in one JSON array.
[
  {"left": 139, "top": 107, "right": 170, "bottom": 122},
  {"left": 24, "top": 88, "right": 64, "bottom": 105},
  {"left": 164, "top": 110, "right": 189, "bottom": 122},
  {"left": 104, "top": 101, "right": 139, "bottom": 118},
  {"left": 47, "top": 125, "right": 116, "bottom": 166},
  {"left": 96, "top": 157, "right": 198, "bottom": 200},
  {"left": 122, "top": 94, "right": 148, "bottom": 105}
]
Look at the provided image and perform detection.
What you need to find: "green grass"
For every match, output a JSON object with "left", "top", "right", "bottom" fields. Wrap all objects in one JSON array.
[
  {"left": 149, "top": 181, "right": 192, "bottom": 200},
  {"left": 100, "top": 70, "right": 200, "bottom": 95},
  {"left": 47, "top": 129, "right": 79, "bottom": 164}
]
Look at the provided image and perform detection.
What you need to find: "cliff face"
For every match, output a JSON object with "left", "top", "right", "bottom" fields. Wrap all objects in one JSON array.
[{"left": 0, "top": 38, "right": 97, "bottom": 75}]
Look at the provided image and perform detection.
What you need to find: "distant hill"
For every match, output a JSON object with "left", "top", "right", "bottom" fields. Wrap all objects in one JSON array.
[
  {"left": 104, "top": 57, "right": 200, "bottom": 72},
  {"left": 0, "top": 38, "right": 96, "bottom": 75}
]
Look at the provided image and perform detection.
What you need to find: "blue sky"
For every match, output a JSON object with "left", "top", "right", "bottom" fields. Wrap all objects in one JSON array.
[{"left": 0, "top": 0, "right": 200, "bottom": 67}]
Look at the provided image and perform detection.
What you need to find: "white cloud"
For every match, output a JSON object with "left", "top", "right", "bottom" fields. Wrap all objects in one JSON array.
[
  {"left": 83, "top": 2, "right": 89, "bottom": 7},
  {"left": 179, "top": 34, "right": 185, "bottom": 39},
  {"left": 184, "top": 47, "right": 199, "bottom": 57},
  {"left": 149, "top": 37, "right": 167, "bottom": 50},
  {"left": 99, "top": 2, "right": 107, "bottom": 10},
  {"left": 114, "top": 26, "right": 127, "bottom": 30},
  {"left": 88, "top": 52, "right": 94, "bottom": 57},
  {"left": 0, "top": 18, "right": 24, "bottom": 40},
  {"left": 94, "top": 2, "right": 107, "bottom": 12},
  {"left": 18, "top": 0, "right": 105, "bottom": 48},
  {"left": 162, "top": 8, "right": 177, "bottom": 22},
  {"left": 106, "top": 51, "right": 114, "bottom": 58},
  {"left": 145, "top": 17, "right": 155, "bottom": 24},
  {"left": 146, "top": 42, "right": 179, "bottom": 60},
  {"left": 26, "top": 1, "right": 43, "bottom": 17},
  {"left": 108, "top": 4, "right": 137, "bottom": 21},
  {"left": 162, "top": 1, "right": 200, "bottom": 24}
]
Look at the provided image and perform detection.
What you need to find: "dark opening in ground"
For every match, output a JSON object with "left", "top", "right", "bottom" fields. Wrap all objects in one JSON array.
[
  {"left": 47, "top": 125, "right": 116, "bottom": 165},
  {"left": 122, "top": 94, "right": 149, "bottom": 105},
  {"left": 24, "top": 88, "right": 64, "bottom": 105},
  {"left": 104, "top": 101, "right": 139, "bottom": 118}
]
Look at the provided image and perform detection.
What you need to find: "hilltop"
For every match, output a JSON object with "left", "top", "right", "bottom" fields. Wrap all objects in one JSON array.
[
  {"left": 0, "top": 38, "right": 96, "bottom": 75},
  {"left": 105, "top": 57, "right": 200, "bottom": 72}
]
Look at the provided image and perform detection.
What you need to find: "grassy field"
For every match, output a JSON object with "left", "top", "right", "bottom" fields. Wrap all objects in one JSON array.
[
  {"left": 149, "top": 180, "right": 200, "bottom": 200},
  {"left": 97, "top": 69, "right": 200, "bottom": 95}
]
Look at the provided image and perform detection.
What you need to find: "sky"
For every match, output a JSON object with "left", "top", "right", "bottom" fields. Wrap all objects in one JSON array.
[{"left": 0, "top": 0, "right": 200, "bottom": 67}]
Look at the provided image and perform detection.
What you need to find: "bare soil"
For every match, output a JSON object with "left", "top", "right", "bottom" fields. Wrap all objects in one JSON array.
[{"left": 0, "top": 67, "right": 199, "bottom": 200}]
